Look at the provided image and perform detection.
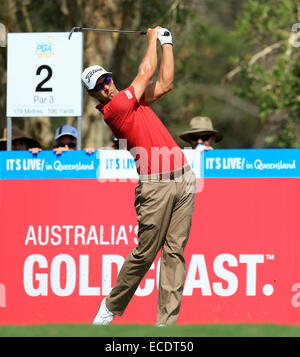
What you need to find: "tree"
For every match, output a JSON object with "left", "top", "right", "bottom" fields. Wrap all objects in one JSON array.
[
  {"left": 0, "top": 0, "right": 128, "bottom": 148},
  {"left": 226, "top": 0, "right": 300, "bottom": 148},
  {"left": 0, "top": 0, "right": 263, "bottom": 149}
]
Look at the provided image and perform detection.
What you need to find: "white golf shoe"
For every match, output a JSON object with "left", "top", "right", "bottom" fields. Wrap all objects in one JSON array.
[{"left": 92, "top": 298, "right": 115, "bottom": 326}]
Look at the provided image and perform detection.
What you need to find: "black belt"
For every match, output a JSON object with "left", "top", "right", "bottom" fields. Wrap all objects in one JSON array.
[{"left": 139, "top": 164, "right": 191, "bottom": 181}]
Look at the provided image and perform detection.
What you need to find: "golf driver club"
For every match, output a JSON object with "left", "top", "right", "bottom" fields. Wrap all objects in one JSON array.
[{"left": 68, "top": 26, "right": 170, "bottom": 40}]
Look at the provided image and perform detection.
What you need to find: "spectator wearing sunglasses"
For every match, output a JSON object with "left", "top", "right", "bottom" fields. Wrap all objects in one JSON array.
[
  {"left": 53, "top": 125, "right": 95, "bottom": 155},
  {"left": 29, "top": 125, "right": 94, "bottom": 155},
  {"left": 53, "top": 125, "right": 78, "bottom": 154},
  {"left": 179, "top": 116, "right": 223, "bottom": 151}
]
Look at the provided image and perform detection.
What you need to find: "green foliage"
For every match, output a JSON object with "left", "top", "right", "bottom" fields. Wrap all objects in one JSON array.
[
  {"left": 232, "top": 0, "right": 300, "bottom": 147},
  {"left": 110, "top": 0, "right": 256, "bottom": 148},
  {"left": 1, "top": 0, "right": 281, "bottom": 148}
]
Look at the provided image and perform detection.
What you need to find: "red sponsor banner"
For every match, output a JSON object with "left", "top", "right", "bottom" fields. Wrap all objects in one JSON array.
[{"left": 1, "top": 178, "right": 300, "bottom": 325}]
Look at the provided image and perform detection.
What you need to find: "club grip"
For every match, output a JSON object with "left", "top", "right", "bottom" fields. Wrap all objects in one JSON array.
[{"left": 140, "top": 31, "right": 170, "bottom": 36}]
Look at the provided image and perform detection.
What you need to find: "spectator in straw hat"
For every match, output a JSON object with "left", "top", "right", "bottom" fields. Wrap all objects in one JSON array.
[
  {"left": 0, "top": 127, "right": 42, "bottom": 151},
  {"left": 179, "top": 116, "right": 223, "bottom": 151}
]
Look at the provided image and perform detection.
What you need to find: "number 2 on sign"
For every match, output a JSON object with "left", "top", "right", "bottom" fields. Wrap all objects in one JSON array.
[{"left": 36, "top": 65, "right": 53, "bottom": 92}]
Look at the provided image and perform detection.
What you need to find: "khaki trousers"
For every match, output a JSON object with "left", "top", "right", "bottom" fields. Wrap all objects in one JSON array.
[{"left": 106, "top": 169, "right": 196, "bottom": 325}]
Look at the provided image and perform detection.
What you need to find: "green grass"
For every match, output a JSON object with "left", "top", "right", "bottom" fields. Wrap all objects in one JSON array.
[{"left": 0, "top": 324, "right": 300, "bottom": 337}]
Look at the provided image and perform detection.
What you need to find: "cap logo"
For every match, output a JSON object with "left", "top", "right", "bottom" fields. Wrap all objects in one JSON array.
[{"left": 85, "top": 68, "right": 104, "bottom": 83}]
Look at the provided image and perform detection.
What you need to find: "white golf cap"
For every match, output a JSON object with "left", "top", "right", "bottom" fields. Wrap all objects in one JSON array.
[
  {"left": 81, "top": 65, "right": 112, "bottom": 90},
  {"left": 55, "top": 125, "right": 78, "bottom": 140}
]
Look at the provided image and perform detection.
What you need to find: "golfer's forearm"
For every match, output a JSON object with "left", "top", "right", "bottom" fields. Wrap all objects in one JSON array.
[
  {"left": 138, "top": 39, "right": 157, "bottom": 80},
  {"left": 158, "top": 44, "right": 174, "bottom": 92}
]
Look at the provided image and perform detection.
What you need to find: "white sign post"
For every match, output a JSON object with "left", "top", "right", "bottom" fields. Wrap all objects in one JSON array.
[{"left": 6, "top": 32, "right": 83, "bottom": 149}]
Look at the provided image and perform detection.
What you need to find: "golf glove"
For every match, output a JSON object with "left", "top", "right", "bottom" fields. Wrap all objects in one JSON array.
[{"left": 158, "top": 28, "right": 173, "bottom": 46}]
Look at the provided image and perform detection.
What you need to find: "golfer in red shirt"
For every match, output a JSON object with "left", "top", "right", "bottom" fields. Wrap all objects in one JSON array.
[{"left": 82, "top": 26, "right": 196, "bottom": 326}]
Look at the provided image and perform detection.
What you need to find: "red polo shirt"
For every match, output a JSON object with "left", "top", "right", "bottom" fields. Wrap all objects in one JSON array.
[{"left": 96, "top": 85, "right": 186, "bottom": 174}]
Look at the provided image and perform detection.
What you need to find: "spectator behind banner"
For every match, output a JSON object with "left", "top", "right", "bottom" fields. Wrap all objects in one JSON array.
[
  {"left": 29, "top": 124, "right": 95, "bottom": 155},
  {"left": 53, "top": 124, "right": 78, "bottom": 154},
  {"left": 0, "top": 127, "right": 42, "bottom": 151},
  {"left": 53, "top": 125, "right": 94, "bottom": 155},
  {"left": 179, "top": 116, "right": 223, "bottom": 151}
]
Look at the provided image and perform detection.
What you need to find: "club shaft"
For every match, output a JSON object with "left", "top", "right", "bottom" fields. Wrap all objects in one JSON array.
[
  {"left": 69, "top": 26, "right": 169, "bottom": 40},
  {"left": 70, "top": 27, "right": 146, "bottom": 38}
]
